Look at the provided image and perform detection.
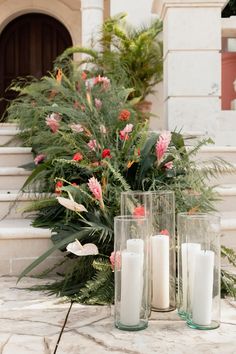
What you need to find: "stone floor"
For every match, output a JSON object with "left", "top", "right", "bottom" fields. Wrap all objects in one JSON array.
[{"left": 0, "top": 277, "right": 235, "bottom": 354}]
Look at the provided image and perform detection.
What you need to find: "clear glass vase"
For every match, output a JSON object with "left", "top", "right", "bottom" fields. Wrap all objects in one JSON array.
[
  {"left": 177, "top": 213, "right": 221, "bottom": 330},
  {"left": 120, "top": 191, "right": 153, "bottom": 232},
  {"left": 151, "top": 191, "right": 176, "bottom": 312},
  {"left": 114, "top": 215, "right": 150, "bottom": 331}
]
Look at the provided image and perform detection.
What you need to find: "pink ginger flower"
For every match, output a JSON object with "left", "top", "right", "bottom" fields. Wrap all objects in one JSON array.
[
  {"left": 120, "top": 124, "right": 134, "bottom": 141},
  {"left": 165, "top": 161, "right": 173, "bottom": 170},
  {"left": 34, "top": 154, "right": 45, "bottom": 165},
  {"left": 45, "top": 113, "right": 61, "bottom": 133},
  {"left": 156, "top": 131, "right": 172, "bottom": 162},
  {"left": 87, "top": 139, "right": 100, "bottom": 151},
  {"left": 94, "top": 75, "right": 110, "bottom": 90},
  {"left": 88, "top": 176, "right": 104, "bottom": 208},
  {"left": 110, "top": 251, "right": 121, "bottom": 271},
  {"left": 70, "top": 123, "right": 84, "bottom": 133},
  {"left": 95, "top": 98, "right": 102, "bottom": 110}
]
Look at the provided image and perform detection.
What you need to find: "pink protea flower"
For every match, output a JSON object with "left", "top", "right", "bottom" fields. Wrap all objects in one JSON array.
[
  {"left": 95, "top": 98, "right": 102, "bottom": 110},
  {"left": 120, "top": 123, "right": 134, "bottom": 141},
  {"left": 45, "top": 113, "right": 61, "bottom": 133},
  {"left": 70, "top": 123, "right": 84, "bottom": 133},
  {"left": 155, "top": 131, "right": 172, "bottom": 163},
  {"left": 88, "top": 176, "right": 104, "bottom": 208},
  {"left": 87, "top": 139, "right": 100, "bottom": 151},
  {"left": 34, "top": 154, "right": 45, "bottom": 165},
  {"left": 110, "top": 251, "right": 121, "bottom": 271},
  {"left": 164, "top": 161, "right": 173, "bottom": 170}
]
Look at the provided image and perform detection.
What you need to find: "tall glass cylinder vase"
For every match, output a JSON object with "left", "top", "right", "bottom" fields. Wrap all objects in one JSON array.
[
  {"left": 114, "top": 216, "right": 150, "bottom": 331},
  {"left": 151, "top": 191, "right": 176, "bottom": 312},
  {"left": 120, "top": 191, "right": 152, "bottom": 232},
  {"left": 177, "top": 213, "right": 221, "bottom": 330}
]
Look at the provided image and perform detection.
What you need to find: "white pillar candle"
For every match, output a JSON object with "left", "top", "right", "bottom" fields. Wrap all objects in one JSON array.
[
  {"left": 120, "top": 251, "right": 142, "bottom": 326},
  {"left": 127, "top": 239, "right": 144, "bottom": 305},
  {"left": 151, "top": 235, "right": 169, "bottom": 309},
  {"left": 181, "top": 243, "right": 201, "bottom": 312},
  {"left": 192, "top": 250, "right": 215, "bottom": 326}
]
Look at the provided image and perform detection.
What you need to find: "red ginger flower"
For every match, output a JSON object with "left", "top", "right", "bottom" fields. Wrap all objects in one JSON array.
[
  {"left": 133, "top": 205, "right": 145, "bottom": 217},
  {"left": 119, "top": 109, "right": 131, "bottom": 121},
  {"left": 160, "top": 229, "right": 169, "bottom": 235},
  {"left": 102, "top": 149, "right": 111, "bottom": 159},
  {"left": 73, "top": 152, "right": 83, "bottom": 162},
  {"left": 55, "top": 181, "right": 63, "bottom": 194}
]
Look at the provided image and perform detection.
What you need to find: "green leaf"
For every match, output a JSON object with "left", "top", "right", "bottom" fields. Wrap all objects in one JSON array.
[
  {"left": 17, "top": 229, "right": 90, "bottom": 282},
  {"left": 21, "top": 161, "right": 52, "bottom": 190}
]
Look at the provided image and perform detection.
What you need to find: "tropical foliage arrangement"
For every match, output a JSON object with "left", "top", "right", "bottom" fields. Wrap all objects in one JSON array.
[
  {"left": 5, "top": 14, "right": 236, "bottom": 302},
  {"left": 6, "top": 56, "right": 235, "bottom": 302}
]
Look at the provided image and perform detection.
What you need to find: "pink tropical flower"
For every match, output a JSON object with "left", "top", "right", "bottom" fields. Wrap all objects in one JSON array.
[
  {"left": 133, "top": 205, "right": 145, "bottom": 217},
  {"left": 94, "top": 75, "right": 110, "bottom": 90},
  {"left": 110, "top": 251, "right": 121, "bottom": 271},
  {"left": 155, "top": 131, "right": 172, "bottom": 162},
  {"left": 45, "top": 113, "right": 61, "bottom": 133},
  {"left": 164, "top": 161, "right": 173, "bottom": 170},
  {"left": 70, "top": 123, "right": 84, "bottom": 133},
  {"left": 88, "top": 177, "right": 104, "bottom": 208},
  {"left": 160, "top": 229, "right": 169, "bottom": 236},
  {"left": 34, "top": 154, "right": 45, "bottom": 165},
  {"left": 87, "top": 139, "right": 100, "bottom": 151},
  {"left": 95, "top": 98, "right": 102, "bottom": 109},
  {"left": 119, "top": 124, "right": 134, "bottom": 141}
]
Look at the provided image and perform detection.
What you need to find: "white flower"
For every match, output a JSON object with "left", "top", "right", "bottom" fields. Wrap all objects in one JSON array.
[
  {"left": 57, "top": 196, "right": 87, "bottom": 212},
  {"left": 66, "top": 239, "right": 99, "bottom": 256}
]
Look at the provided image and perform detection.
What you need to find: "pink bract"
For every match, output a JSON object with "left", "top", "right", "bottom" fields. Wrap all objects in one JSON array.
[
  {"left": 88, "top": 176, "right": 103, "bottom": 201},
  {"left": 155, "top": 131, "right": 172, "bottom": 162}
]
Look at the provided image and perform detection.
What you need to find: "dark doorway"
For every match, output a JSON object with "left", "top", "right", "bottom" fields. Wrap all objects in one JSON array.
[{"left": 0, "top": 13, "right": 73, "bottom": 120}]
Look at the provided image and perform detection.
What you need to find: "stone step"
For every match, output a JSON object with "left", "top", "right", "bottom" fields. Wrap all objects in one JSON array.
[
  {"left": 0, "top": 190, "right": 39, "bottom": 219},
  {"left": 0, "top": 167, "right": 31, "bottom": 190},
  {"left": 197, "top": 146, "right": 236, "bottom": 164},
  {"left": 0, "top": 218, "right": 63, "bottom": 276},
  {"left": 0, "top": 147, "right": 33, "bottom": 167},
  {"left": 0, "top": 123, "right": 21, "bottom": 146},
  {"left": 215, "top": 184, "right": 236, "bottom": 212}
]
